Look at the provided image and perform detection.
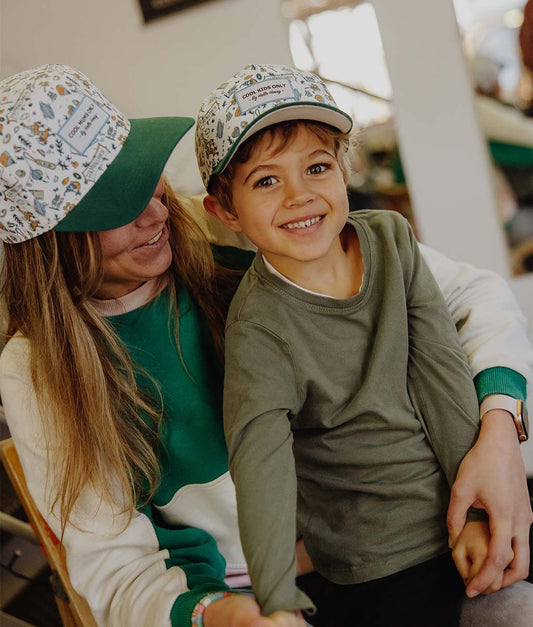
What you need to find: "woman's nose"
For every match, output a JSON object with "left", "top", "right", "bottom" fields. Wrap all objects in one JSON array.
[{"left": 135, "top": 195, "right": 169, "bottom": 225}]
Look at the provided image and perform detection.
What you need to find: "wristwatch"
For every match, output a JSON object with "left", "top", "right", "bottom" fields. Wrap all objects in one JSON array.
[{"left": 480, "top": 394, "right": 529, "bottom": 442}]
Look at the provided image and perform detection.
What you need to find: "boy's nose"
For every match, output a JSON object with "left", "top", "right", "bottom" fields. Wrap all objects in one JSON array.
[{"left": 284, "top": 177, "right": 314, "bottom": 208}]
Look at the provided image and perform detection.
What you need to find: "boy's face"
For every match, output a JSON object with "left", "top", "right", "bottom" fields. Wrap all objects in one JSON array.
[{"left": 207, "top": 124, "right": 349, "bottom": 276}]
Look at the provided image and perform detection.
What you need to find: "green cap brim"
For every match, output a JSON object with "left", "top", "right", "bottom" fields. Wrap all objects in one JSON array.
[{"left": 55, "top": 116, "right": 194, "bottom": 232}]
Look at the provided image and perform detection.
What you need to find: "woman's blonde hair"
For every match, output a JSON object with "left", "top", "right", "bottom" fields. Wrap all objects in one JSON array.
[{"left": 1, "top": 180, "right": 238, "bottom": 534}]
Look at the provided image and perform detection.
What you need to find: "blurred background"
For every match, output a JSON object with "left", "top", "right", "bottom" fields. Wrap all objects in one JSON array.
[{"left": 1, "top": 1, "right": 532, "bottom": 623}]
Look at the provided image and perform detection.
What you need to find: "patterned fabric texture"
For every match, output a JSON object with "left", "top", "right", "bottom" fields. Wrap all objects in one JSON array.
[
  {"left": 0, "top": 64, "right": 129, "bottom": 243},
  {"left": 195, "top": 63, "right": 353, "bottom": 188}
]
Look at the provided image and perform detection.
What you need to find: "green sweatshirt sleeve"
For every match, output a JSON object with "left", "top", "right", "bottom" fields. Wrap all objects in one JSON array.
[
  {"left": 141, "top": 505, "right": 230, "bottom": 625},
  {"left": 474, "top": 366, "right": 527, "bottom": 402}
]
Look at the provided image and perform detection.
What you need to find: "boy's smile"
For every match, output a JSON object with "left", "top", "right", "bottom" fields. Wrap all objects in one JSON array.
[
  {"left": 280, "top": 215, "right": 324, "bottom": 230},
  {"left": 226, "top": 124, "right": 351, "bottom": 286}
]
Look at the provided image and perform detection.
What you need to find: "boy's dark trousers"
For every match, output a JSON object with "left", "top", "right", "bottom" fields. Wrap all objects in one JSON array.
[{"left": 296, "top": 551, "right": 464, "bottom": 627}]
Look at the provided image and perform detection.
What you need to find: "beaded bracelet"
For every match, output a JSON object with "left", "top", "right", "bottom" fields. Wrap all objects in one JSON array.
[{"left": 191, "top": 591, "right": 237, "bottom": 626}]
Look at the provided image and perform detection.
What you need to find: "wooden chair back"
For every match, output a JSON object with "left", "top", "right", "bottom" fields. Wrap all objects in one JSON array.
[{"left": 0, "top": 438, "right": 96, "bottom": 626}]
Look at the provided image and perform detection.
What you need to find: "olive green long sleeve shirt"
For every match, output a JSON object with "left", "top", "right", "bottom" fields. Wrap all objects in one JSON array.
[{"left": 223, "top": 210, "right": 480, "bottom": 616}]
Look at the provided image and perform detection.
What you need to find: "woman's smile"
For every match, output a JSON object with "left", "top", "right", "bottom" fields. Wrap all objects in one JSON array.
[
  {"left": 96, "top": 178, "right": 173, "bottom": 299},
  {"left": 136, "top": 222, "right": 169, "bottom": 249}
]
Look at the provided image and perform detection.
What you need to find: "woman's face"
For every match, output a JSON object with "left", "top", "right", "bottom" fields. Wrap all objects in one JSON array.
[{"left": 95, "top": 178, "right": 172, "bottom": 299}]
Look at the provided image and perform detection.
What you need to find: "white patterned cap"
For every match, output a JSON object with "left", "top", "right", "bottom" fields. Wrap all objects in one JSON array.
[
  {"left": 195, "top": 63, "right": 353, "bottom": 188},
  {"left": 0, "top": 64, "right": 193, "bottom": 243}
]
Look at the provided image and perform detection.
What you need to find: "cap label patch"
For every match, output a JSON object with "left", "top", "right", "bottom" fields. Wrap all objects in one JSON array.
[
  {"left": 9, "top": 87, "right": 31, "bottom": 122},
  {"left": 58, "top": 96, "right": 109, "bottom": 154},
  {"left": 236, "top": 78, "right": 295, "bottom": 113},
  {"left": 83, "top": 143, "right": 110, "bottom": 182},
  {"left": 0, "top": 64, "right": 131, "bottom": 243}
]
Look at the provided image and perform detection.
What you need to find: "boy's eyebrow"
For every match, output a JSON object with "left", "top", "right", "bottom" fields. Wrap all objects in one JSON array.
[
  {"left": 308, "top": 148, "right": 336, "bottom": 159},
  {"left": 243, "top": 148, "right": 336, "bottom": 184},
  {"left": 243, "top": 164, "right": 275, "bottom": 184}
]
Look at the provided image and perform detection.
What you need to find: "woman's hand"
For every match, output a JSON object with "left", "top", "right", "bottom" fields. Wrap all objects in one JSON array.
[
  {"left": 203, "top": 594, "right": 306, "bottom": 627},
  {"left": 447, "top": 409, "right": 532, "bottom": 597}
]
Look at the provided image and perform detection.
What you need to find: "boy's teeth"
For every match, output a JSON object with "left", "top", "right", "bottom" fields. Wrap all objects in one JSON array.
[
  {"left": 282, "top": 216, "right": 321, "bottom": 230},
  {"left": 147, "top": 230, "right": 162, "bottom": 245}
]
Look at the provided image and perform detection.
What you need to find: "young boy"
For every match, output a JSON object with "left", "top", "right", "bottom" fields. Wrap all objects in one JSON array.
[{"left": 195, "top": 64, "right": 491, "bottom": 627}]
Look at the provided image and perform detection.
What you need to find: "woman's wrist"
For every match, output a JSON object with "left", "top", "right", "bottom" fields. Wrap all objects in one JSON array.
[
  {"left": 478, "top": 408, "right": 521, "bottom": 449},
  {"left": 480, "top": 395, "right": 529, "bottom": 442},
  {"left": 192, "top": 591, "right": 237, "bottom": 626},
  {"left": 199, "top": 591, "right": 267, "bottom": 627}
]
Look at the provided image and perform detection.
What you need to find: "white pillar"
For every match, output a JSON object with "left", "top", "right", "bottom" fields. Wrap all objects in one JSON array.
[
  {"left": 372, "top": 0, "right": 533, "bottom": 470},
  {"left": 372, "top": 0, "right": 510, "bottom": 276}
]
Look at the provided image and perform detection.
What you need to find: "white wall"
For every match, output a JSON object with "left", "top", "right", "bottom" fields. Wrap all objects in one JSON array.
[{"left": 1, "top": 0, "right": 292, "bottom": 194}]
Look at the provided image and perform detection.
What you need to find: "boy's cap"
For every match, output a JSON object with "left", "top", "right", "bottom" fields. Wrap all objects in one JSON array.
[
  {"left": 195, "top": 63, "right": 353, "bottom": 188},
  {"left": 0, "top": 64, "right": 194, "bottom": 244}
]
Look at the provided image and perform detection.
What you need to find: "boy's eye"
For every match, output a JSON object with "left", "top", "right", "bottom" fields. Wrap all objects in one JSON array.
[
  {"left": 254, "top": 176, "right": 277, "bottom": 188},
  {"left": 308, "top": 163, "right": 329, "bottom": 175}
]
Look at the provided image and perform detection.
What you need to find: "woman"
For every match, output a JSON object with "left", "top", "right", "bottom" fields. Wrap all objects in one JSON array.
[{"left": 0, "top": 64, "right": 531, "bottom": 627}]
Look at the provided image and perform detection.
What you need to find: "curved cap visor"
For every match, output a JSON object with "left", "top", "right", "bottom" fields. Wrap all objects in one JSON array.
[
  {"left": 55, "top": 116, "right": 194, "bottom": 232},
  {"left": 213, "top": 102, "right": 353, "bottom": 178}
]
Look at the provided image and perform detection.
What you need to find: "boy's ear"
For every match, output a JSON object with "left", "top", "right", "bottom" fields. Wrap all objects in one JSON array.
[{"left": 203, "top": 195, "right": 243, "bottom": 232}]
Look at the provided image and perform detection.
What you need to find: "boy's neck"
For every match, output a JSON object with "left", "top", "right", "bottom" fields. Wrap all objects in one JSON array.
[{"left": 263, "top": 228, "right": 364, "bottom": 299}]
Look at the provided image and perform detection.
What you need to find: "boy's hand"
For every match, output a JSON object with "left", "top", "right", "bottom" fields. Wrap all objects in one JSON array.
[
  {"left": 295, "top": 538, "right": 314, "bottom": 576},
  {"left": 452, "top": 521, "right": 492, "bottom": 596},
  {"left": 203, "top": 594, "right": 306, "bottom": 627},
  {"left": 447, "top": 409, "right": 532, "bottom": 596},
  {"left": 268, "top": 611, "right": 306, "bottom": 626}
]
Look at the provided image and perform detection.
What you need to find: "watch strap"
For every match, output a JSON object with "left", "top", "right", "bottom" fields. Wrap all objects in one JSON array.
[{"left": 480, "top": 394, "right": 529, "bottom": 442}]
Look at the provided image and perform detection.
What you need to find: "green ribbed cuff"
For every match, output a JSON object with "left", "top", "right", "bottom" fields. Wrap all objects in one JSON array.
[{"left": 473, "top": 367, "right": 527, "bottom": 403}]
